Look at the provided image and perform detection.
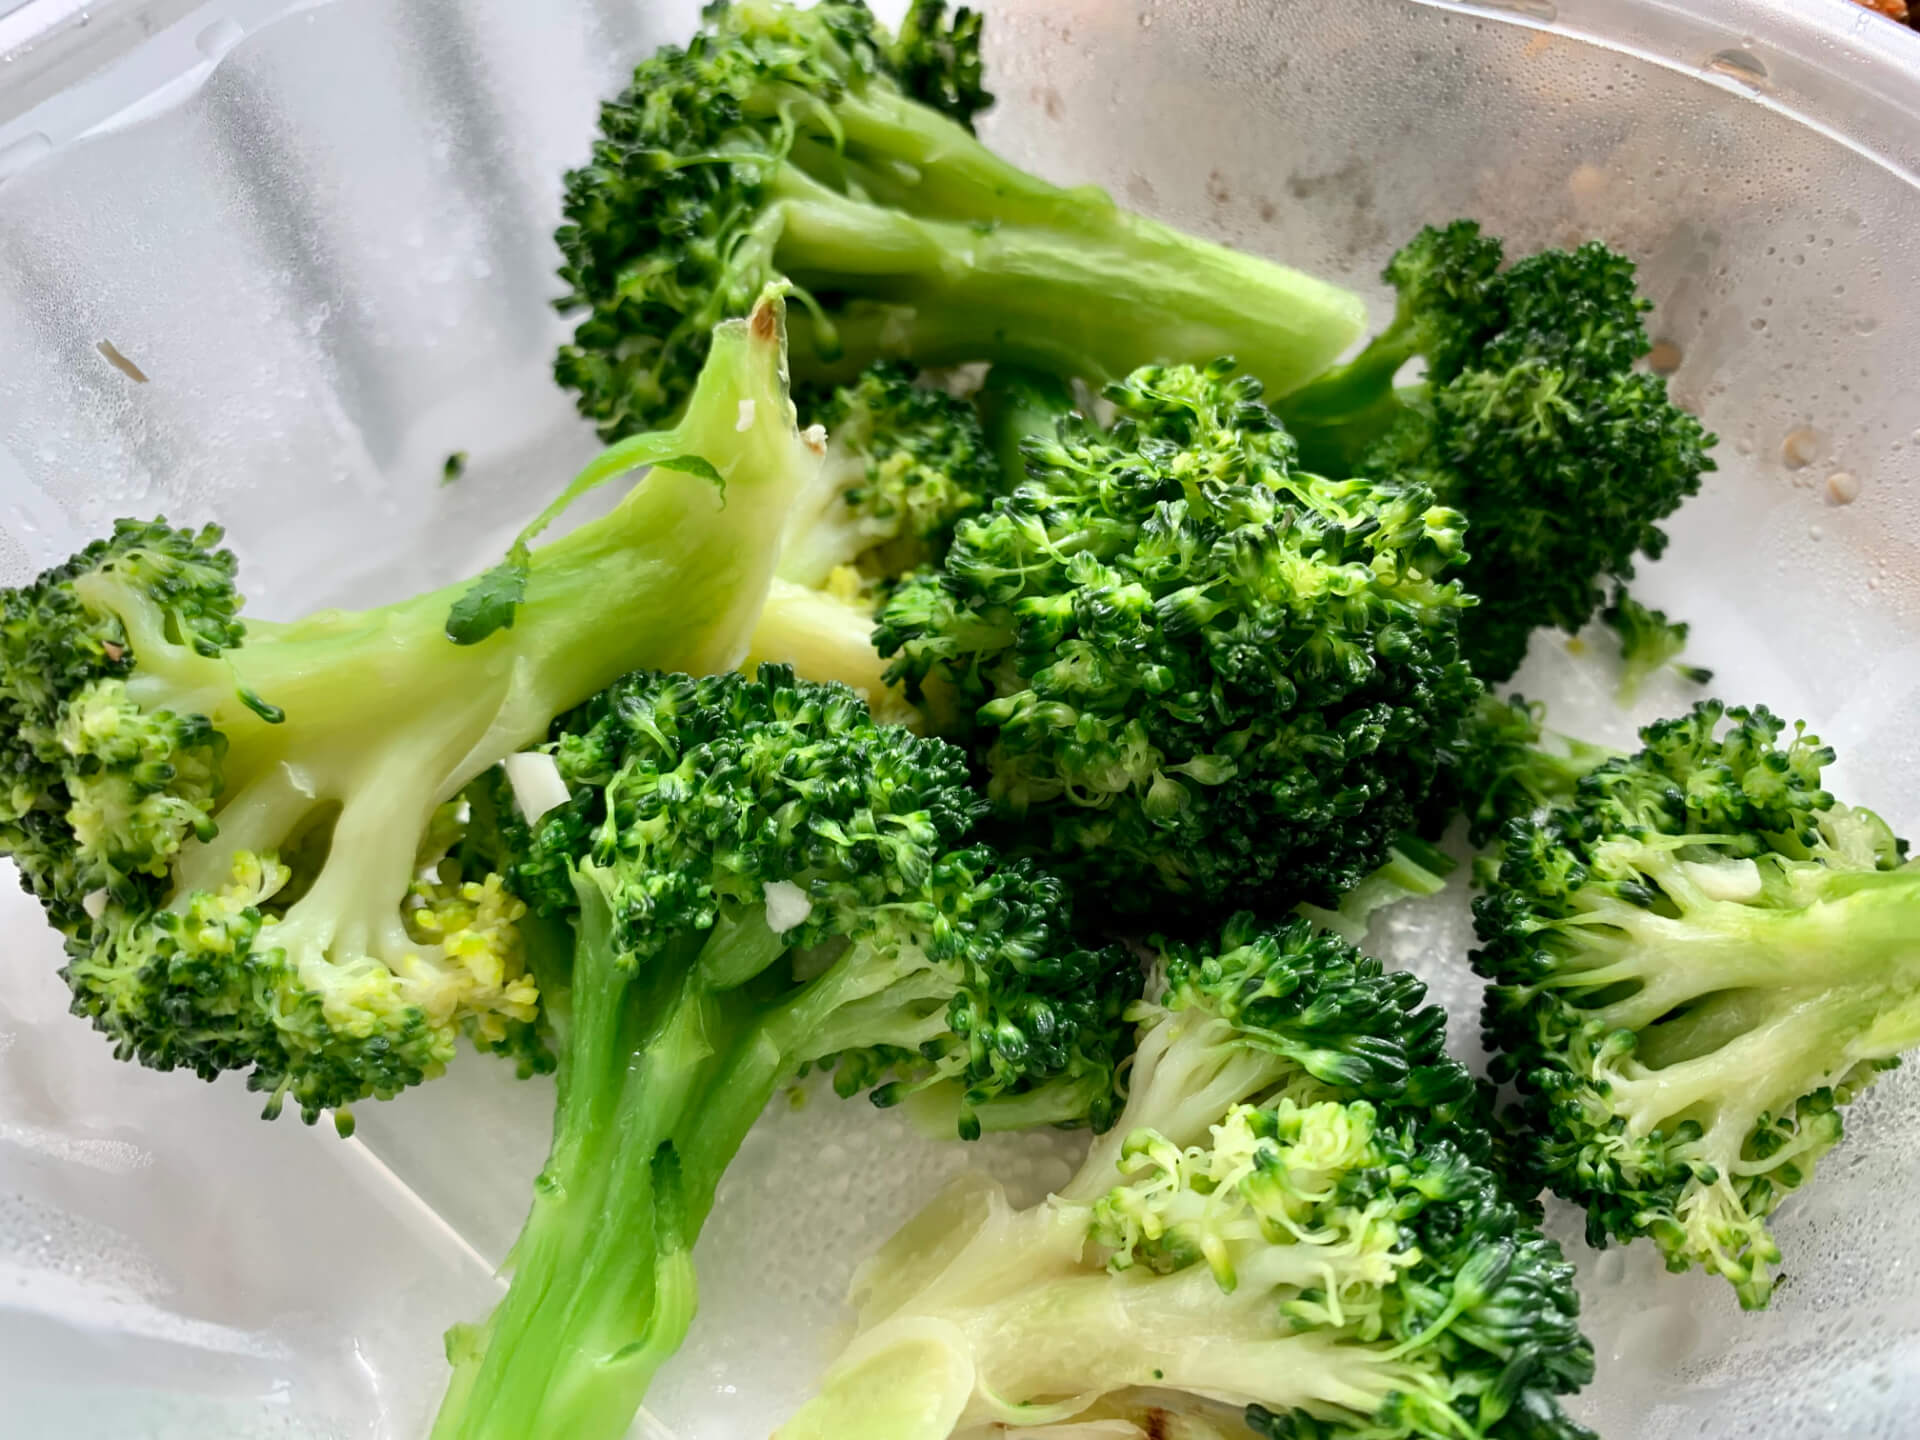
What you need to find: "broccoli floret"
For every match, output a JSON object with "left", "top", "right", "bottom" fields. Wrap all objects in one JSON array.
[
  {"left": 1601, "top": 586, "right": 1713, "bottom": 704},
  {"left": 1429, "top": 694, "right": 1619, "bottom": 849},
  {"left": 1277, "top": 222, "right": 1718, "bottom": 682},
  {"left": 876, "top": 358, "right": 1481, "bottom": 916},
  {"left": 1473, "top": 699, "right": 1920, "bottom": 1307},
  {"left": 427, "top": 664, "right": 1136, "bottom": 1440},
  {"left": 777, "top": 914, "right": 1593, "bottom": 1440},
  {"left": 744, "top": 361, "right": 1002, "bottom": 727},
  {"left": 779, "top": 364, "right": 1002, "bottom": 593},
  {"left": 889, "top": 0, "right": 992, "bottom": 130},
  {"left": 0, "top": 296, "right": 823, "bottom": 1125},
  {"left": 553, "top": 0, "right": 1365, "bottom": 439}
]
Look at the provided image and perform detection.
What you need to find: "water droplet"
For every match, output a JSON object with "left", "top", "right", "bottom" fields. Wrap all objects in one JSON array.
[
  {"left": 1782, "top": 427, "right": 1822, "bottom": 469},
  {"left": 1809, "top": 524, "right": 1824, "bottom": 540}
]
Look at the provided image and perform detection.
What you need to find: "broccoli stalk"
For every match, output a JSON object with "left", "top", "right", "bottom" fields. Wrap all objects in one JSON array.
[
  {"left": 1275, "top": 222, "right": 1718, "bottom": 682},
  {"left": 0, "top": 295, "right": 821, "bottom": 1123},
  {"left": 777, "top": 914, "right": 1593, "bottom": 1440},
  {"left": 554, "top": 0, "right": 1365, "bottom": 439},
  {"left": 1474, "top": 700, "right": 1920, "bottom": 1307},
  {"left": 427, "top": 666, "right": 1134, "bottom": 1440}
]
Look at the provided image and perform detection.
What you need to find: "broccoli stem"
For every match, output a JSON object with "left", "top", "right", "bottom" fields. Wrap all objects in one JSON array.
[
  {"left": 1271, "top": 329, "right": 1422, "bottom": 476},
  {"left": 768, "top": 169, "right": 1365, "bottom": 399},
  {"left": 780, "top": 1207, "right": 1444, "bottom": 1440},
  {"left": 431, "top": 885, "right": 791, "bottom": 1440},
  {"left": 431, "top": 881, "right": 976, "bottom": 1440},
  {"left": 976, "top": 364, "right": 1076, "bottom": 484},
  {"left": 1566, "top": 873, "right": 1920, "bottom": 1036}
]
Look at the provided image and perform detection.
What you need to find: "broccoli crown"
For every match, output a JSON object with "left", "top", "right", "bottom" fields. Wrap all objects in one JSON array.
[
  {"left": 1280, "top": 222, "right": 1718, "bottom": 683},
  {"left": 778, "top": 914, "right": 1592, "bottom": 1440},
  {"left": 1473, "top": 700, "right": 1920, "bottom": 1307},
  {"left": 1601, "top": 586, "right": 1712, "bottom": 704},
  {"left": 504, "top": 662, "right": 1133, "bottom": 1136},
  {"left": 780, "top": 363, "right": 1003, "bottom": 592},
  {"left": 0, "top": 298, "right": 823, "bottom": 1125},
  {"left": 554, "top": 0, "right": 1364, "bottom": 439},
  {"left": 876, "top": 359, "right": 1480, "bottom": 915},
  {"left": 0, "top": 520, "right": 238, "bottom": 931},
  {"left": 554, "top": 0, "right": 899, "bottom": 436}
]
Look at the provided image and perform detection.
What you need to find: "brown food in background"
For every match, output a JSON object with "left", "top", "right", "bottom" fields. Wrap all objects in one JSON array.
[{"left": 1853, "top": 0, "right": 1914, "bottom": 26}]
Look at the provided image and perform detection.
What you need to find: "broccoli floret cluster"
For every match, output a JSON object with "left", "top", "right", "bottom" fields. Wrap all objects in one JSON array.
[
  {"left": 1474, "top": 700, "right": 1920, "bottom": 1307},
  {"left": 429, "top": 664, "right": 1135, "bottom": 1440},
  {"left": 878, "top": 359, "right": 1480, "bottom": 915},
  {"left": 1279, "top": 222, "right": 1718, "bottom": 682},
  {"left": 779, "top": 913, "right": 1593, "bottom": 1440},
  {"left": 0, "top": 296, "right": 820, "bottom": 1125},
  {"left": 552, "top": 0, "right": 1363, "bottom": 438}
]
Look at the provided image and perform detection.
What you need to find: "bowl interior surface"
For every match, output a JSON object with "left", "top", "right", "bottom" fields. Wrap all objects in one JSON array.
[{"left": 1, "top": 1, "right": 1917, "bottom": 1436}]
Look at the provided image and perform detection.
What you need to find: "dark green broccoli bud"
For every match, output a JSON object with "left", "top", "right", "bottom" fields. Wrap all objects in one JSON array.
[
  {"left": 1278, "top": 222, "right": 1718, "bottom": 682},
  {"left": 877, "top": 358, "right": 1481, "bottom": 916},
  {"left": 1601, "top": 586, "right": 1713, "bottom": 703},
  {"left": 0, "top": 296, "right": 826, "bottom": 1124},
  {"left": 428, "top": 664, "right": 1136, "bottom": 1440},
  {"left": 778, "top": 913, "right": 1592, "bottom": 1440},
  {"left": 553, "top": 0, "right": 1364, "bottom": 439},
  {"left": 1427, "top": 693, "right": 1619, "bottom": 849},
  {"left": 888, "top": 0, "right": 991, "bottom": 130},
  {"left": 1473, "top": 699, "right": 1920, "bottom": 1308}
]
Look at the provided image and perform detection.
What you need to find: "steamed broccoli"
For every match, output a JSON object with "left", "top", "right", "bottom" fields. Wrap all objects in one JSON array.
[
  {"left": 875, "top": 358, "right": 1481, "bottom": 916},
  {"left": 553, "top": 0, "right": 1365, "bottom": 439},
  {"left": 1474, "top": 700, "right": 1920, "bottom": 1307},
  {"left": 1276, "top": 222, "right": 1718, "bottom": 682},
  {"left": 428, "top": 664, "right": 1136, "bottom": 1440},
  {"left": 777, "top": 914, "right": 1593, "bottom": 1440},
  {"left": 744, "top": 360, "right": 1002, "bottom": 725},
  {"left": 0, "top": 296, "right": 820, "bottom": 1125},
  {"left": 1601, "top": 587, "right": 1713, "bottom": 704},
  {"left": 1430, "top": 694, "right": 1619, "bottom": 849}
]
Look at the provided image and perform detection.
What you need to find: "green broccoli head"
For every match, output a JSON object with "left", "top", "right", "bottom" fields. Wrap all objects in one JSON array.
[
  {"left": 1279, "top": 222, "right": 1717, "bottom": 683},
  {"left": 877, "top": 358, "right": 1481, "bottom": 916},
  {"left": 553, "top": 0, "right": 1363, "bottom": 439},
  {"left": 0, "top": 297, "right": 825, "bottom": 1125},
  {"left": 1601, "top": 586, "right": 1713, "bottom": 704},
  {"left": 1474, "top": 699, "right": 1920, "bottom": 1307},
  {"left": 428, "top": 663, "right": 1136, "bottom": 1440},
  {"left": 778, "top": 914, "right": 1592, "bottom": 1440}
]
